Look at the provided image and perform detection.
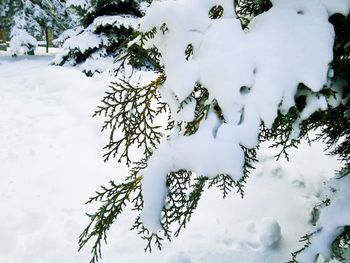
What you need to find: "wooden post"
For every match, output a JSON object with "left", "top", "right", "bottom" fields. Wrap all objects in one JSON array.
[{"left": 45, "top": 28, "right": 49, "bottom": 53}]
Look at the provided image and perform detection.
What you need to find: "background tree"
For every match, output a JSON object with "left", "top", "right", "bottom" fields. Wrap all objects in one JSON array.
[
  {"left": 0, "top": 0, "right": 73, "bottom": 55},
  {"left": 52, "top": 0, "right": 148, "bottom": 76},
  {"left": 0, "top": 0, "right": 20, "bottom": 42}
]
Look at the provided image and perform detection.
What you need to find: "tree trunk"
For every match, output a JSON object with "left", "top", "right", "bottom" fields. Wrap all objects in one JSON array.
[{"left": 45, "top": 28, "right": 49, "bottom": 53}]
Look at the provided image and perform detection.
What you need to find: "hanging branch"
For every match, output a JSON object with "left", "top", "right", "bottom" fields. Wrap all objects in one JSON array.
[{"left": 93, "top": 74, "right": 167, "bottom": 165}]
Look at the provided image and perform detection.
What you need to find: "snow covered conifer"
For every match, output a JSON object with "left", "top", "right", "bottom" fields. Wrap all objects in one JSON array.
[
  {"left": 53, "top": 0, "right": 147, "bottom": 76},
  {"left": 32, "top": 0, "right": 75, "bottom": 53},
  {"left": 9, "top": 10, "right": 37, "bottom": 55},
  {"left": 79, "top": 0, "right": 350, "bottom": 262},
  {"left": 0, "top": 0, "right": 21, "bottom": 41},
  {"left": 1, "top": 0, "right": 72, "bottom": 55}
]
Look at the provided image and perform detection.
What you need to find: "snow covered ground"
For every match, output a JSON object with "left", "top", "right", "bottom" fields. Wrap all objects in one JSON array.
[{"left": 0, "top": 52, "right": 342, "bottom": 263}]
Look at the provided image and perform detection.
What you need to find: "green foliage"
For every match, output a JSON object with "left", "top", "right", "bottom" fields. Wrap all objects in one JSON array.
[
  {"left": 1, "top": 0, "right": 72, "bottom": 41},
  {"left": 93, "top": 74, "right": 167, "bottom": 165},
  {"left": 116, "top": 28, "right": 163, "bottom": 73},
  {"left": 164, "top": 173, "right": 207, "bottom": 237},
  {"left": 307, "top": 103, "right": 350, "bottom": 171},
  {"left": 208, "top": 5, "right": 224, "bottom": 19},
  {"left": 260, "top": 106, "right": 304, "bottom": 161},
  {"left": 267, "top": 12, "right": 350, "bottom": 262},
  {"left": 81, "top": 20, "right": 262, "bottom": 258},
  {"left": 289, "top": 198, "right": 330, "bottom": 263},
  {"left": 235, "top": 0, "right": 273, "bottom": 28},
  {"left": 80, "top": 167, "right": 253, "bottom": 263},
  {"left": 289, "top": 197, "right": 350, "bottom": 263},
  {"left": 0, "top": 0, "right": 21, "bottom": 37},
  {"left": 289, "top": 232, "right": 317, "bottom": 263},
  {"left": 79, "top": 177, "right": 142, "bottom": 263},
  {"left": 80, "top": 1, "right": 350, "bottom": 263},
  {"left": 309, "top": 198, "right": 330, "bottom": 226},
  {"left": 72, "top": 0, "right": 143, "bottom": 28},
  {"left": 331, "top": 226, "right": 350, "bottom": 263},
  {"left": 180, "top": 84, "right": 211, "bottom": 136},
  {"left": 56, "top": 0, "right": 148, "bottom": 75}
]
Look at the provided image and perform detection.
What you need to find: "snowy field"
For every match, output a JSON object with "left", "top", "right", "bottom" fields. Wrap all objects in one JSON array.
[{"left": 0, "top": 51, "right": 342, "bottom": 263}]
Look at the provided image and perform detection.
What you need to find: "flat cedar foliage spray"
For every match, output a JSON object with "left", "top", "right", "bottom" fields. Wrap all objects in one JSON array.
[{"left": 79, "top": 0, "right": 350, "bottom": 262}]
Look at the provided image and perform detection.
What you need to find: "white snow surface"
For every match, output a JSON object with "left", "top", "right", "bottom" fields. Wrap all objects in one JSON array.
[
  {"left": 53, "top": 27, "right": 84, "bottom": 47},
  {"left": 298, "top": 173, "right": 350, "bottom": 263},
  {"left": 66, "top": 0, "right": 88, "bottom": 8},
  {"left": 138, "top": 0, "right": 346, "bottom": 233},
  {"left": 78, "top": 55, "right": 114, "bottom": 75},
  {"left": 0, "top": 54, "right": 343, "bottom": 262},
  {"left": 91, "top": 15, "right": 140, "bottom": 31},
  {"left": 321, "top": 0, "right": 350, "bottom": 15},
  {"left": 62, "top": 31, "right": 107, "bottom": 54}
]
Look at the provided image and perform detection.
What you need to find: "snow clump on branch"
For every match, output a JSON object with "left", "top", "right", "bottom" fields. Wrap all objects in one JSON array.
[{"left": 137, "top": 0, "right": 350, "bottom": 234}]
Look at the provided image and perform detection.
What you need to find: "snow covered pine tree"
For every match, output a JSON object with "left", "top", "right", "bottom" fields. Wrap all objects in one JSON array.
[
  {"left": 0, "top": 0, "right": 72, "bottom": 55},
  {"left": 0, "top": 0, "right": 21, "bottom": 47},
  {"left": 52, "top": 0, "right": 147, "bottom": 76},
  {"left": 79, "top": 0, "right": 350, "bottom": 262}
]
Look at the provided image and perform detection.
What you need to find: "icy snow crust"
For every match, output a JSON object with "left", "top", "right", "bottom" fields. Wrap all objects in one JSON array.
[{"left": 138, "top": 0, "right": 350, "bottom": 233}]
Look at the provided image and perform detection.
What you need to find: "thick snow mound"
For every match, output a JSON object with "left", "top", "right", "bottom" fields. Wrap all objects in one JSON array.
[
  {"left": 245, "top": 217, "right": 282, "bottom": 249},
  {"left": 257, "top": 217, "right": 282, "bottom": 248}
]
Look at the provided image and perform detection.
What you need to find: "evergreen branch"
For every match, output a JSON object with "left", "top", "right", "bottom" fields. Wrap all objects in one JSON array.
[
  {"left": 209, "top": 5, "right": 224, "bottom": 19},
  {"left": 289, "top": 232, "right": 315, "bottom": 263},
  {"left": 331, "top": 226, "right": 350, "bottom": 262},
  {"left": 124, "top": 160, "right": 171, "bottom": 252},
  {"left": 115, "top": 28, "right": 162, "bottom": 75},
  {"left": 290, "top": 197, "right": 348, "bottom": 263},
  {"left": 259, "top": 106, "right": 303, "bottom": 161},
  {"left": 131, "top": 215, "right": 166, "bottom": 252},
  {"left": 165, "top": 173, "right": 208, "bottom": 237},
  {"left": 234, "top": 0, "right": 273, "bottom": 29},
  {"left": 182, "top": 84, "right": 210, "bottom": 135},
  {"left": 78, "top": 177, "right": 142, "bottom": 263},
  {"left": 93, "top": 74, "right": 167, "bottom": 165},
  {"left": 174, "top": 176, "right": 207, "bottom": 236},
  {"left": 207, "top": 147, "right": 256, "bottom": 199},
  {"left": 208, "top": 174, "right": 236, "bottom": 199},
  {"left": 86, "top": 3, "right": 350, "bottom": 263},
  {"left": 290, "top": 226, "right": 350, "bottom": 263}
]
